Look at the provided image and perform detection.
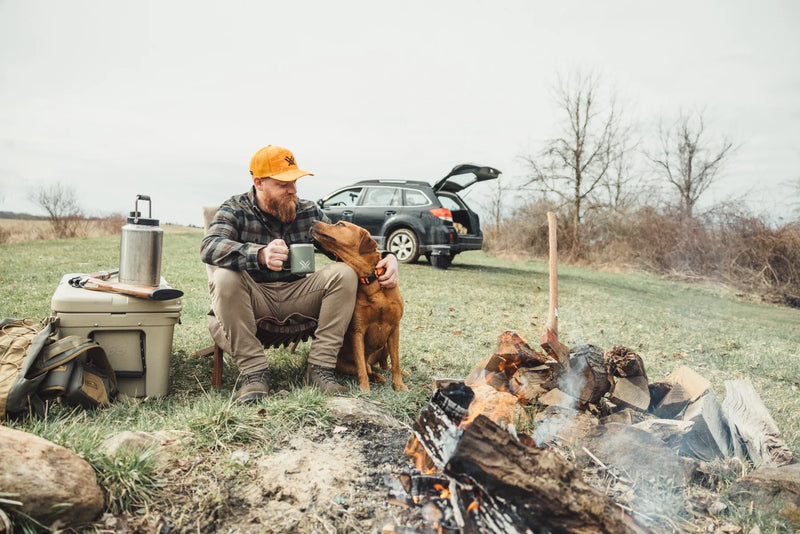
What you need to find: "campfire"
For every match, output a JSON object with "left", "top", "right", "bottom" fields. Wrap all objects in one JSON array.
[
  {"left": 384, "top": 330, "right": 795, "bottom": 534},
  {"left": 382, "top": 215, "right": 794, "bottom": 533}
]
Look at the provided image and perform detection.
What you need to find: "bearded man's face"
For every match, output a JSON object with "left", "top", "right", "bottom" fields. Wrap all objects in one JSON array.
[
  {"left": 255, "top": 178, "right": 299, "bottom": 223},
  {"left": 267, "top": 192, "right": 298, "bottom": 223}
]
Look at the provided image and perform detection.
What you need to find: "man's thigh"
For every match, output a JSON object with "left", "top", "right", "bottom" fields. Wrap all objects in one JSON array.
[{"left": 255, "top": 263, "right": 352, "bottom": 319}]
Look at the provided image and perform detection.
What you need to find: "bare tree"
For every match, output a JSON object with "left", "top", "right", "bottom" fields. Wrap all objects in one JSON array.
[
  {"left": 481, "top": 177, "right": 508, "bottom": 229},
  {"left": 791, "top": 176, "right": 800, "bottom": 217},
  {"left": 523, "top": 72, "right": 632, "bottom": 254},
  {"left": 647, "top": 111, "right": 734, "bottom": 218},
  {"left": 30, "top": 183, "right": 84, "bottom": 238}
]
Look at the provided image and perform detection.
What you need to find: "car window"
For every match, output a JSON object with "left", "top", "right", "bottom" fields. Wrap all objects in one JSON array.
[
  {"left": 322, "top": 187, "right": 362, "bottom": 207},
  {"left": 362, "top": 187, "right": 400, "bottom": 206},
  {"left": 437, "top": 194, "right": 463, "bottom": 211},
  {"left": 404, "top": 189, "right": 430, "bottom": 206}
]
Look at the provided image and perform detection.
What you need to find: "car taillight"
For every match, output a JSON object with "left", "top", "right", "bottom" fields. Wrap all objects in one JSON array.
[{"left": 429, "top": 207, "right": 453, "bottom": 222}]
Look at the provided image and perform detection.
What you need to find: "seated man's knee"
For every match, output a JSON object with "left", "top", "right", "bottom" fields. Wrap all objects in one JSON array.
[
  {"left": 327, "top": 262, "right": 358, "bottom": 288},
  {"left": 210, "top": 267, "right": 246, "bottom": 295}
]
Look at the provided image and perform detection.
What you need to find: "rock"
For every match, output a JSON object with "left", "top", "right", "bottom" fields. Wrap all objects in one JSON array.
[
  {"left": 230, "top": 450, "right": 251, "bottom": 466},
  {"left": 0, "top": 426, "right": 103, "bottom": 527},
  {"left": 327, "top": 397, "right": 400, "bottom": 428},
  {"left": 728, "top": 462, "right": 800, "bottom": 524}
]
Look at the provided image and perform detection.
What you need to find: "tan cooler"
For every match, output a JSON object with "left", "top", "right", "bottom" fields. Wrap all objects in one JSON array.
[{"left": 50, "top": 273, "right": 182, "bottom": 397}]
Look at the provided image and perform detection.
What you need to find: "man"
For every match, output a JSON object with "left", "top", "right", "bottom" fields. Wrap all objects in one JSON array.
[{"left": 201, "top": 145, "right": 399, "bottom": 402}]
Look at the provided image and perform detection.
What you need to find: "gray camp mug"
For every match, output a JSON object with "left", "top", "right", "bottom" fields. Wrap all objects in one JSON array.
[{"left": 284, "top": 243, "right": 315, "bottom": 274}]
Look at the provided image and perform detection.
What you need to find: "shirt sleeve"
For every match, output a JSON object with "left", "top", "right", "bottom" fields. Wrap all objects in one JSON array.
[{"left": 200, "top": 206, "right": 263, "bottom": 271}]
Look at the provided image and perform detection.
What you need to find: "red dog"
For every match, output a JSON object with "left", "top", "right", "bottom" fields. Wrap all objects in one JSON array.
[{"left": 311, "top": 221, "right": 407, "bottom": 392}]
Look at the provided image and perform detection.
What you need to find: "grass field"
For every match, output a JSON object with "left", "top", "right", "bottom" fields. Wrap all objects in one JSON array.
[{"left": 2, "top": 230, "right": 799, "bottom": 531}]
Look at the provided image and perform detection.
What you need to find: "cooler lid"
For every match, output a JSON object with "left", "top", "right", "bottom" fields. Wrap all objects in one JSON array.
[{"left": 51, "top": 274, "right": 184, "bottom": 314}]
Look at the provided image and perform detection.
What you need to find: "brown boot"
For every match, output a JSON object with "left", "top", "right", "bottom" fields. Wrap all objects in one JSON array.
[
  {"left": 236, "top": 368, "right": 270, "bottom": 403},
  {"left": 305, "top": 363, "right": 347, "bottom": 394}
]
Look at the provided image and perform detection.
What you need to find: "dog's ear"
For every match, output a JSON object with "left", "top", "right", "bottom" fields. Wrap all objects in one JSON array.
[{"left": 358, "top": 230, "right": 378, "bottom": 254}]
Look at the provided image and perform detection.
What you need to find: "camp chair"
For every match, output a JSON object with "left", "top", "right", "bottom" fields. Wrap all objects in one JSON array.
[{"left": 192, "top": 206, "right": 318, "bottom": 387}]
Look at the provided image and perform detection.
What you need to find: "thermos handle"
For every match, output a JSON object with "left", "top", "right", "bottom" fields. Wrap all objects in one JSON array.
[{"left": 134, "top": 195, "right": 152, "bottom": 219}]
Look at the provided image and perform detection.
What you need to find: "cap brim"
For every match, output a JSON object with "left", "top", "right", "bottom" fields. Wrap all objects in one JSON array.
[{"left": 270, "top": 168, "right": 314, "bottom": 182}]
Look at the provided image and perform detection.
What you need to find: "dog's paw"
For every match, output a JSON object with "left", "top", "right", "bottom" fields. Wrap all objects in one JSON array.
[
  {"left": 393, "top": 381, "right": 409, "bottom": 392},
  {"left": 369, "top": 371, "right": 386, "bottom": 383}
]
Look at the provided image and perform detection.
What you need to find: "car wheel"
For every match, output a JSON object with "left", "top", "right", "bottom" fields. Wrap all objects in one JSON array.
[{"left": 387, "top": 228, "right": 420, "bottom": 263}]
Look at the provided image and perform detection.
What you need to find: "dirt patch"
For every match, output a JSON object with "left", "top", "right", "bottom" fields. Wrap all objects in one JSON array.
[{"left": 98, "top": 421, "right": 422, "bottom": 534}]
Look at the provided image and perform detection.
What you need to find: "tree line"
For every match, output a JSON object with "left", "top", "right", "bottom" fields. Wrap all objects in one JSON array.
[{"left": 484, "top": 72, "right": 800, "bottom": 307}]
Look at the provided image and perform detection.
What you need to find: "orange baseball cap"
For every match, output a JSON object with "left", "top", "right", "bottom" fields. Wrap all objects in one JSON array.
[{"left": 249, "top": 145, "right": 313, "bottom": 182}]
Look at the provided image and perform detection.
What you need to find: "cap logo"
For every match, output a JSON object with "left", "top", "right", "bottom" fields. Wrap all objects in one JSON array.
[{"left": 284, "top": 155, "right": 296, "bottom": 167}]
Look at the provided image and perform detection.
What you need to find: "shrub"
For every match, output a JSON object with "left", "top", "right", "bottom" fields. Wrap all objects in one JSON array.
[{"left": 485, "top": 203, "right": 800, "bottom": 307}]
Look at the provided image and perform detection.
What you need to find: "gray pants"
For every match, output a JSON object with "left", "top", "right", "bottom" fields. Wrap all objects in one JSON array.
[{"left": 209, "top": 263, "right": 357, "bottom": 374}]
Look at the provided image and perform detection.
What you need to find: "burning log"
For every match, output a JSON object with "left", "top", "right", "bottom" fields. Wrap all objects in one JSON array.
[
  {"left": 406, "top": 382, "right": 652, "bottom": 534},
  {"left": 466, "top": 384, "right": 529, "bottom": 427},
  {"left": 447, "top": 414, "right": 651, "bottom": 533}
]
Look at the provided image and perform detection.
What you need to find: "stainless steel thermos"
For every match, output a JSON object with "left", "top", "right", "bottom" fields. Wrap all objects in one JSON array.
[{"left": 119, "top": 195, "right": 163, "bottom": 286}]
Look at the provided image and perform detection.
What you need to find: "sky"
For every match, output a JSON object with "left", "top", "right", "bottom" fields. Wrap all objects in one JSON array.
[{"left": 1, "top": 0, "right": 799, "bottom": 227}]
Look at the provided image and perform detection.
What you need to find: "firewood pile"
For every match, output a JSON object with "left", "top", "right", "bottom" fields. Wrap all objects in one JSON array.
[{"left": 383, "top": 331, "right": 799, "bottom": 534}]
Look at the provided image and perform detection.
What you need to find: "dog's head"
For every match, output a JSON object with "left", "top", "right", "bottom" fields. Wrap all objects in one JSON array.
[{"left": 311, "top": 220, "right": 379, "bottom": 272}]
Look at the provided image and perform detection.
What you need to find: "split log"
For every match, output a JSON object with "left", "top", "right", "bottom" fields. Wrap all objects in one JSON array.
[
  {"left": 680, "top": 391, "right": 732, "bottom": 461},
  {"left": 647, "top": 381, "right": 672, "bottom": 413},
  {"left": 444, "top": 414, "right": 652, "bottom": 534},
  {"left": 606, "top": 346, "right": 648, "bottom": 380},
  {"left": 632, "top": 418, "right": 695, "bottom": 450},
  {"left": 533, "top": 407, "right": 600, "bottom": 448},
  {"left": 494, "top": 330, "right": 550, "bottom": 365},
  {"left": 466, "top": 331, "right": 552, "bottom": 397},
  {"left": 508, "top": 366, "right": 551, "bottom": 403},
  {"left": 662, "top": 366, "right": 710, "bottom": 403},
  {"left": 650, "top": 366, "right": 711, "bottom": 419},
  {"left": 721, "top": 378, "right": 794, "bottom": 467},
  {"left": 557, "top": 344, "right": 612, "bottom": 406},
  {"left": 609, "top": 376, "right": 651, "bottom": 412},
  {"left": 466, "top": 384, "right": 529, "bottom": 427},
  {"left": 538, "top": 387, "right": 580, "bottom": 410},
  {"left": 576, "top": 423, "right": 700, "bottom": 489},
  {"left": 650, "top": 383, "right": 689, "bottom": 419}
]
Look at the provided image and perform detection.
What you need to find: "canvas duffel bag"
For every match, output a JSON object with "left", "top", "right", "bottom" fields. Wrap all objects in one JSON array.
[{"left": 0, "top": 318, "right": 117, "bottom": 420}]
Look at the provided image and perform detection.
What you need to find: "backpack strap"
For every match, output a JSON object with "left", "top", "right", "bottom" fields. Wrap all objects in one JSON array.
[{"left": 27, "top": 336, "right": 85, "bottom": 379}]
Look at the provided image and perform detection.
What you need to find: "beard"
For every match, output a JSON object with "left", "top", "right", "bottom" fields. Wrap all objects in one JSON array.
[{"left": 267, "top": 194, "right": 299, "bottom": 223}]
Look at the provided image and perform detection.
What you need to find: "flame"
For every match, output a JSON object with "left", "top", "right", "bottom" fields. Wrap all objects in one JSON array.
[
  {"left": 466, "top": 499, "right": 480, "bottom": 514},
  {"left": 433, "top": 483, "right": 451, "bottom": 499},
  {"left": 404, "top": 435, "right": 437, "bottom": 474}
]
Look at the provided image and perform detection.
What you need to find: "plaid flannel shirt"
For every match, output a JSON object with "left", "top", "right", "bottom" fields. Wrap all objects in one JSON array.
[{"left": 201, "top": 187, "right": 331, "bottom": 283}]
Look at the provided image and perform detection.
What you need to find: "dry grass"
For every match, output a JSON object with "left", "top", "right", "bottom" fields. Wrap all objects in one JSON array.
[
  {"left": 485, "top": 204, "right": 800, "bottom": 308},
  {"left": 0, "top": 218, "right": 201, "bottom": 244},
  {"left": 2, "top": 230, "right": 799, "bottom": 532}
]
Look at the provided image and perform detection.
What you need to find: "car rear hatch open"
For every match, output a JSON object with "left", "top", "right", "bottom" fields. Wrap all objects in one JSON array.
[
  {"left": 432, "top": 164, "right": 501, "bottom": 247},
  {"left": 432, "top": 164, "right": 501, "bottom": 194}
]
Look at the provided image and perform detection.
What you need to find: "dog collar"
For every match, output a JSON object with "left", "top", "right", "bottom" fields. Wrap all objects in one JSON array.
[{"left": 359, "top": 267, "right": 386, "bottom": 285}]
